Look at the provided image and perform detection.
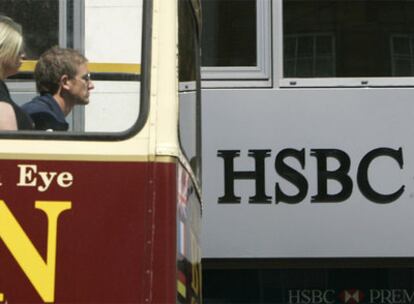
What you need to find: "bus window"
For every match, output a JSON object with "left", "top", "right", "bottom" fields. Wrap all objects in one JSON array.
[
  {"left": 0, "top": 0, "right": 59, "bottom": 59},
  {"left": 283, "top": 0, "right": 414, "bottom": 78},
  {"left": 1, "top": 0, "right": 144, "bottom": 135}
]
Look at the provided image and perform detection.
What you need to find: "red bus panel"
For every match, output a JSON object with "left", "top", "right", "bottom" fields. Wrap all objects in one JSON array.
[{"left": 0, "top": 159, "right": 186, "bottom": 303}]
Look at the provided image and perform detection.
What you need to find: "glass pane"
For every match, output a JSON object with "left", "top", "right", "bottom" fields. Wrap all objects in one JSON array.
[
  {"left": 201, "top": 0, "right": 257, "bottom": 67},
  {"left": 316, "top": 35, "right": 333, "bottom": 55},
  {"left": 394, "top": 58, "right": 412, "bottom": 76},
  {"left": 284, "top": 37, "right": 296, "bottom": 59},
  {"left": 393, "top": 36, "right": 410, "bottom": 55},
  {"left": 315, "top": 57, "right": 334, "bottom": 77},
  {"left": 285, "top": 34, "right": 335, "bottom": 77},
  {"left": 283, "top": 0, "right": 414, "bottom": 77},
  {"left": 297, "top": 36, "right": 313, "bottom": 57},
  {"left": 179, "top": 0, "right": 197, "bottom": 82},
  {"left": 296, "top": 57, "right": 313, "bottom": 77},
  {"left": 284, "top": 58, "right": 296, "bottom": 78},
  {"left": 0, "top": 0, "right": 59, "bottom": 59}
]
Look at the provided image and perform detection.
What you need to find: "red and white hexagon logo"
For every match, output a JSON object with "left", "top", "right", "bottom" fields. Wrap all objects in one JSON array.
[{"left": 339, "top": 289, "right": 365, "bottom": 304}]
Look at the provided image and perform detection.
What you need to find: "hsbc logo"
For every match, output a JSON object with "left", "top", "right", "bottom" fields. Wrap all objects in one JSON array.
[
  {"left": 288, "top": 289, "right": 336, "bottom": 304},
  {"left": 339, "top": 289, "right": 365, "bottom": 304},
  {"left": 218, "top": 148, "right": 404, "bottom": 204},
  {"left": 288, "top": 288, "right": 414, "bottom": 304}
]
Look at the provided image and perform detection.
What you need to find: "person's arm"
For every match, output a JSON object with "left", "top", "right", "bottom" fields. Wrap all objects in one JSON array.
[{"left": 0, "top": 101, "right": 18, "bottom": 130}]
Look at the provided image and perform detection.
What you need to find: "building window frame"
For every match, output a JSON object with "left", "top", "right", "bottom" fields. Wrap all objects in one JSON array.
[{"left": 284, "top": 32, "right": 336, "bottom": 78}]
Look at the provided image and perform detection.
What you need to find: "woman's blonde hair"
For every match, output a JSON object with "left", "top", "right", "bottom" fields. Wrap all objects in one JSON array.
[{"left": 0, "top": 15, "right": 23, "bottom": 79}]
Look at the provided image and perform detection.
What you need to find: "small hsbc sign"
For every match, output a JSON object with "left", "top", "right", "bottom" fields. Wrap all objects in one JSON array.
[{"left": 289, "top": 288, "right": 414, "bottom": 304}]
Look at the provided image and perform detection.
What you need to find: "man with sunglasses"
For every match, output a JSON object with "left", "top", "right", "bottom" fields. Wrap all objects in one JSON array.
[{"left": 22, "top": 46, "right": 94, "bottom": 131}]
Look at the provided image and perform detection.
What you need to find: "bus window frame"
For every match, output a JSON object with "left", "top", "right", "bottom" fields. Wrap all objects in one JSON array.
[
  {"left": 276, "top": 0, "right": 414, "bottom": 88},
  {"left": 68, "top": 0, "right": 86, "bottom": 132},
  {"left": 201, "top": 0, "right": 272, "bottom": 88},
  {"left": 0, "top": 0, "right": 152, "bottom": 141}
]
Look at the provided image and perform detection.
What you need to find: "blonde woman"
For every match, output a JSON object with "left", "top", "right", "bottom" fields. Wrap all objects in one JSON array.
[{"left": 0, "top": 15, "right": 33, "bottom": 130}]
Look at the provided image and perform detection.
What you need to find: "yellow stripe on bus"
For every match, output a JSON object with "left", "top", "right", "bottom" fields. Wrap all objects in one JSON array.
[
  {"left": 20, "top": 60, "right": 37, "bottom": 72},
  {"left": 88, "top": 63, "right": 141, "bottom": 74},
  {"left": 20, "top": 61, "right": 141, "bottom": 74}
]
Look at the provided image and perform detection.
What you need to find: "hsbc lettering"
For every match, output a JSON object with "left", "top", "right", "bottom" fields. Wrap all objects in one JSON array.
[
  {"left": 370, "top": 289, "right": 414, "bottom": 303},
  {"left": 289, "top": 289, "right": 336, "bottom": 304},
  {"left": 217, "top": 147, "right": 404, "bottom": 204},
  {"left": 288, "top": 289, "right": 414, "bottom": 304}
]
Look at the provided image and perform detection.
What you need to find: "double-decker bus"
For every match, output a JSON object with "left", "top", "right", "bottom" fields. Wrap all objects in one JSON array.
[{"left": 0, "top": 0, "right": 202, "bottom": 303}]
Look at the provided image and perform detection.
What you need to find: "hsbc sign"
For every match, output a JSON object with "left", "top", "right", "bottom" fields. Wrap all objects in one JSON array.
[
  {"left": 204, "top": 144, "right": 414, "bottom": 258},
  {"left": 218, "top": 147, "right": 404, "bottom": 204},
  {"left": 202, "top": 89, "right": 414, "bottom": 258},
  {"left": 289, "top": 289, "right": 414, "bottom": 304}
]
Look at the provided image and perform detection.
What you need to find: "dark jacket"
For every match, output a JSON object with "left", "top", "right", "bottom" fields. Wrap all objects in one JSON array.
[{"left": 22, "top": 94, "right": 69, "bottom": 131}]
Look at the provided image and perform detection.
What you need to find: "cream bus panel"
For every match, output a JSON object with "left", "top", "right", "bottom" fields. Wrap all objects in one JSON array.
[
  {"left": 85, "top": 0, "right": 142, "bottom": 63},
  {"left": 85, "top": 81, "right": 140, "bottom": 132},
  {"left": 84, "top": 0, "right": 142, "bottom": 133}
]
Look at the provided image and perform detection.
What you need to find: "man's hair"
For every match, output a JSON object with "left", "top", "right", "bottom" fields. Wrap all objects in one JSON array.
[
  {"left": 0, "top": 15, "right": 23, "bottom": 79},
  {"left": 35, "top": 46, "right": 88, "bottom": 95}
]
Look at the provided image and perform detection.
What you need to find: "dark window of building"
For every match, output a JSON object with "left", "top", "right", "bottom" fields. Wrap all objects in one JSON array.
[
  {"left": 201, "top": 0, "right": 257, "bottom": 67},
  {"left": 391, "top": 34, "right": 414, "bottom": 76},
  {"left": 179, "top": 0, "right": 198, "bottom": 82},
  {"left": 283, "top": 0, "right": 414, "bottom": 77},
  {"left": 284, "top": 33, "right": 336, "bottom": 77}
]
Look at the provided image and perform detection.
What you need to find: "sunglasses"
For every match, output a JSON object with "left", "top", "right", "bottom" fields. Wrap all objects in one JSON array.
[{"left": 80, "top": 73, "right": 92, "bottom": 82}]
